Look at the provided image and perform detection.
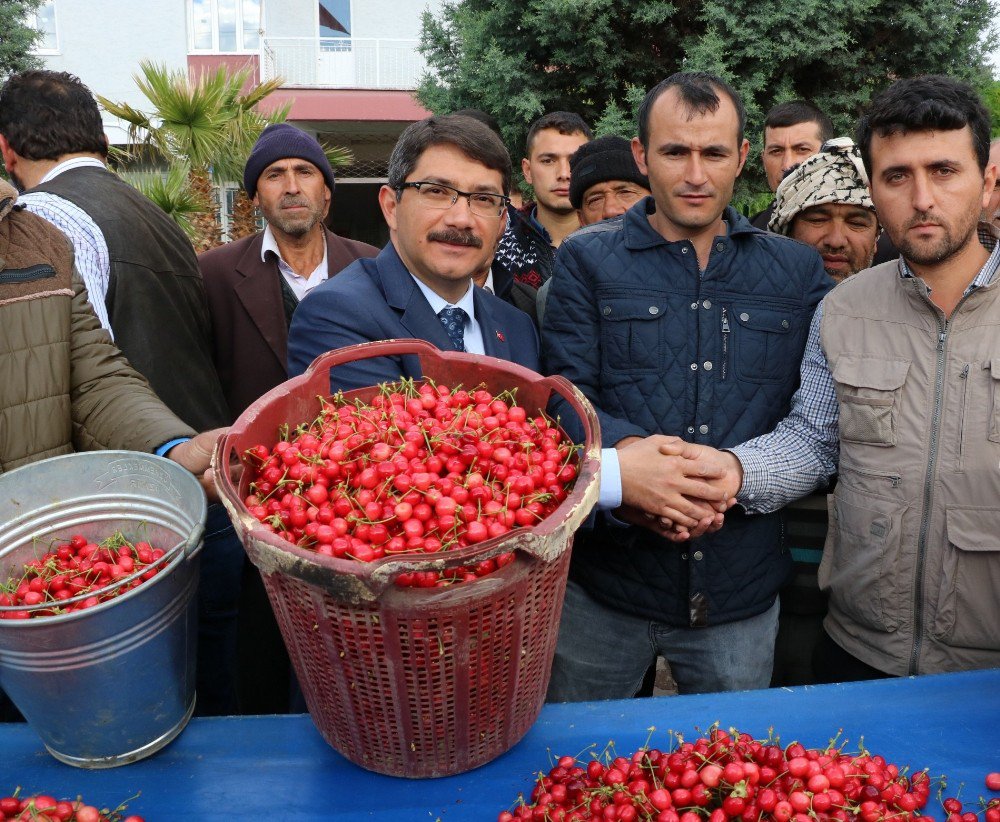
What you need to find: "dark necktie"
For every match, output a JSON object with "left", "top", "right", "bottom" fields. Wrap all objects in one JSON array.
[{"left": 438, "top": 306, "right": 467, "bottom": 352}]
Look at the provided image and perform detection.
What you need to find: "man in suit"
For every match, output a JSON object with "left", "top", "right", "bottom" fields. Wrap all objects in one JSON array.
[
  {"left": 200, "top": 123, "right": 377, "bottom": 421},
  {"left": 288, "top": 115, "right": 538, "bottom": 385}
]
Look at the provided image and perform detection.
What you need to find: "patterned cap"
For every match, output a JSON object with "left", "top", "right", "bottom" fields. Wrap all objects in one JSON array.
[{"left": 769, "top": 137, "right": 876, "bottom": 235}]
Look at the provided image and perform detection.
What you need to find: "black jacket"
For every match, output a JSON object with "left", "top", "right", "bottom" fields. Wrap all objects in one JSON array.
[{"left": 33, "top": 165, "right": 229, "bottom": 431}]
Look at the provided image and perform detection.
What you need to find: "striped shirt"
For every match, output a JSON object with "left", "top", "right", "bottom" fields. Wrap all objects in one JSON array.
[
  {"left": 18, "top": 157, "right": 113, "bottom": 334},
  {"left": 732, "top": 225, "right": 1000, "bottom": 513}
]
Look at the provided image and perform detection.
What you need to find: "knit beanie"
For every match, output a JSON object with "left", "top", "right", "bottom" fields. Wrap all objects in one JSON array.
[
  {"left": 243, "top": 123, "right": 336, "bottom": 198},
  {"left": 569, "top": 135, "right": 650, "bottom": 209}
]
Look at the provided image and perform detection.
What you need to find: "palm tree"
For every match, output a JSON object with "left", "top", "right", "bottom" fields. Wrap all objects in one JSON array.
[{"left": 99, "top": 61, "right": 349, "bottom": 251}]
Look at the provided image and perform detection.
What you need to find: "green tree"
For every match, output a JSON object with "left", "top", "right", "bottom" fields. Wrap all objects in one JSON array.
[
  {"left": 419, "top": 0, "right": 998, "bottom": 192},
  {"left": 0, "top": 1, "right": 43, "bottom": 80}
]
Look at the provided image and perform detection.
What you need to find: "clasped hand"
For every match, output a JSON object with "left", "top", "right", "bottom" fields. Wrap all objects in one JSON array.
[{"left": 616, "top": 435, "right": 743, "bottom": 541}]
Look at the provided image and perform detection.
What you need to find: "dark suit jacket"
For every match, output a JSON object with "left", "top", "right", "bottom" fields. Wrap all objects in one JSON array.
[
  {"left": 287, "top": 242, "right": 540, "bottom": 390},
  {"left": 199, "top": 227, "right": 377, "bottom": 420}
]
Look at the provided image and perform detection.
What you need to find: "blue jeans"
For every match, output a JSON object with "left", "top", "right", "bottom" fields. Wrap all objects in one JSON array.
[
  {"left": 195, "top": 503, "right": 246, "bottom": 716},
  {"left": 547, "top": 579, "right": 779, "bottom": 702}
]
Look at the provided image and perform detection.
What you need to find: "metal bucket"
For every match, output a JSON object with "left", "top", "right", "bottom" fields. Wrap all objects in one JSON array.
[{"left": 0, "top": 451, "right": 206, "bottom": 768}]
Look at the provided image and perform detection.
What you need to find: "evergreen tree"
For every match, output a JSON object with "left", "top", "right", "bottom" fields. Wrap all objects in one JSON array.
[
  {"left": 418, "top": 0, "right": 998, "bottom": 191},
  {"left": 0, "top": 1, "right": 43, "bottom": 80}
]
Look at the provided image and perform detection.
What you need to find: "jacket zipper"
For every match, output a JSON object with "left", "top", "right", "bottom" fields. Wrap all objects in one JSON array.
[
  {"left": 721, "top": 307, "right": 730, "bottom": 381},
  {"left": 0, "top": 264, "right": 56, "bottom": 285},
  {"left": 956, "top": 364, "right": 971, "bottom": 472},
  {"left": 839, "top": 463, "right": 901, "bottom": 487},
  {"left": 909, "top": 286, "right": 976, "bottom": 675}
]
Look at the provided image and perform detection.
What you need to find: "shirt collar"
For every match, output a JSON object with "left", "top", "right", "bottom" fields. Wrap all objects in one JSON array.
[
  {"left": 409, "top": 273, "right": 476, "bottom": 321},
  {"left": 39, "top": 156, "right": 107, "bottom": 184},
  {"left": 898, "top": 222, "right": 1000, "bottom": 295}
]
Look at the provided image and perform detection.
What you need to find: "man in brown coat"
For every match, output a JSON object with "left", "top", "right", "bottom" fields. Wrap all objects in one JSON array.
[
  {"left": 198, "top": 124, "right": 376, "bottom": 712},
  {"left": 199, "top": 124, "right": 377, "bottom": 421}
]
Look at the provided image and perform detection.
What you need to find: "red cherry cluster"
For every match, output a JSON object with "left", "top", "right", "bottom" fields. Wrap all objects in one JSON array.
[
  {"left": 0, "top": 791, "right": 143, "bottom": 822},
  {"left": 498, "top": 728, "right": 934, "bottom": 822},
  {"left": 942, "top": 774, "right": 1000, "bottom": 822},
  {"left": 243, "top": 379, "right": 579, "bottom": 587},
  {"left": 0, "top": 532, "right": 166, "bottom": 620}
]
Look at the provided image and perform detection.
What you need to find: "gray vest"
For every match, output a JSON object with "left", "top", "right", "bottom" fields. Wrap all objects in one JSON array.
[{"left": 819, "top": 256, "right": 1000, "bottom": 676}]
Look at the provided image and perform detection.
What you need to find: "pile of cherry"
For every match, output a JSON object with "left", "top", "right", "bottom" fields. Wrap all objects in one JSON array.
[
  {"left": 0, "top": 791, "right": 143, "bottom": 822},
  {"left": 498, "top": 728, "right": 1000, "bottom": 822},
  {"left": 0, "top": 532, "right": 166, "bottom": 619},
  {"left": 243, "top": 380, "right": 579, "bottom": 587}
]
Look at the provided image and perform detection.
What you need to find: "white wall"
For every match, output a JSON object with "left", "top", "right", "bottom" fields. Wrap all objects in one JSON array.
[
  {"left": 351, "top": 0, "right": 445, "bottom": 41},
  {"left": 39, "top": 0, "right": 189, "bottom": 140}
]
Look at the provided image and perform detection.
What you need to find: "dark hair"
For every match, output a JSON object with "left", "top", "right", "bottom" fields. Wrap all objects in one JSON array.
[
  {"left": 764, "top": 100, "right": 834, "bottom": 143},
  {"left": 638, "top": 72, "right": 746, "bottom": 149},
  {"left": 524, "top": 111, "right": 592, "bottom": 157},
  {"left": 0, "top": 70, "right": 107, "bottom": 159},
  {"left": 451, "top": 108, "right": 503, "bottom": 140},
  {"left": 388, "top": 114, "right": 512, "bottom": 195},
  {"left": 857, "top": 75, "right": 991, "bottom": 175}
]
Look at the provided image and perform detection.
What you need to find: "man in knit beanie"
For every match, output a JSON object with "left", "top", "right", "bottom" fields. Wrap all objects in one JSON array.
[
  {"left": 198, "top": 123, "right": 376, "bottom": 713},
  {"left": 769, "top": 137, "right": 880, "bottom": 282},
  {"left": 537, "top": 135, "right": 652, "bottom": 320},
  {"left": 200, "top": 123, "right": 376, "bottom": 421},
  {"left": 569, "top": 135, "right": 651, "bottom": 227}
]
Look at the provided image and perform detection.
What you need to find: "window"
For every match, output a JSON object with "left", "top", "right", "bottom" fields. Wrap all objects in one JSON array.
[
  {"left": 319, "top": 0, "right": 350, "bottom": 39},
  {"left": 30, "top": 0, "right": 58, "bottom": 53},
  {"left": 189, "top": 0, "right": 261, "bottom": 53}
]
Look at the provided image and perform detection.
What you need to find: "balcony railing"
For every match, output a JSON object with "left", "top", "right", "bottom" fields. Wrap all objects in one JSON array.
[{"left": 261, "top": 37, "right": 426, "bottom": 89}]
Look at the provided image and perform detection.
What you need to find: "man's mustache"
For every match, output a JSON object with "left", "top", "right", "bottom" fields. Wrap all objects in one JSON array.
[{"left": 427, "top": 229, "right": 483, "bottom": 248}]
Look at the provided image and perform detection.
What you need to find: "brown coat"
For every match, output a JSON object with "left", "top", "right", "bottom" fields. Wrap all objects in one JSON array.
[{"left": 198, "top": 227, "right": 377, "bottom": 421}]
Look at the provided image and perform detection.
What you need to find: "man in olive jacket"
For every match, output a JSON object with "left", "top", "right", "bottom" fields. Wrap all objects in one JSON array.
[{"left": 0, "top": 179, "right": 211, "bottom": 472}]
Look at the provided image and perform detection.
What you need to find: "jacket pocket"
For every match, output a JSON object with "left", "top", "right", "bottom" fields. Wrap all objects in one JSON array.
[
  {"left": 988, "top": 360, "right": 1000, "bottom": 443},
  {"left": 598, "top": 295, "right": 666, "bottom": 371},
  {"left": 832, "top": 355, "right": 909, "bottom": 447},
  {"left": 932, "top": 506, "right": 1000, "bottom": 651},
  {"left": 731, "top": 303, "right": 796, "bottom": 384},
  {"left": 0, "top": 264, "right": 56, "bottom": 285},
  {"left": 819, "top": 480, "right": 907, "bottom": 634}
]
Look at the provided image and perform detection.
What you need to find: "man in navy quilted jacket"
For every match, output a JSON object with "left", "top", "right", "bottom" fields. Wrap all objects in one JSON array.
[{"left": 542, "top": 72, "right": 832, "bottom": 700}]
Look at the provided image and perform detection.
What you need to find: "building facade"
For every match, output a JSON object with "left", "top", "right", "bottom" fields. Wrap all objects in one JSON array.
[{"left": 31, "top": 0, "right": 442, "bottom": 246}]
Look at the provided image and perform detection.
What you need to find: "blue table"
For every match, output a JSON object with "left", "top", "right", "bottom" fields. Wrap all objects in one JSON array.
[{"left": 1, "top": 669, "right": 997, "bottom": 820}]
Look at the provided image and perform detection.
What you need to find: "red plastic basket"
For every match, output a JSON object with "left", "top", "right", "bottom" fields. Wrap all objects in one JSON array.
[{"left": 215, "top": 339, "right": 601, "bottom": 777}]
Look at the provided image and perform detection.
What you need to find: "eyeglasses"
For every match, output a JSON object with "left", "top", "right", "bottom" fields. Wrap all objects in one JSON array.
[{"left": 398, "top": 181, "right": 510, "bottom": 218}]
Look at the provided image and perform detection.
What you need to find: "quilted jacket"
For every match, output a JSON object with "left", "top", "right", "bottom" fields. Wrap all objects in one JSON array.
[
  {"left": 543, "top": 199, "right": 832, "bottom": 626},
  {"left": 0, "top": 183, "right": 193, "bottom": 473}
]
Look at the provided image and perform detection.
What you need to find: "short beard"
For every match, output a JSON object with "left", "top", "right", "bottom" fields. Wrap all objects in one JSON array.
[{"left": 896, "top": 211, "right": 979, "bottom": 268}]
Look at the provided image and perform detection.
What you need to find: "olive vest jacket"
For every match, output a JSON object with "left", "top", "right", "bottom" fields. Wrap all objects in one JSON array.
[
  {"left": 0, "top": 183, "right": 193, "bottom": 473},
  {"left": 819, "top": 254, "right": 1000, "bottom": 676}
]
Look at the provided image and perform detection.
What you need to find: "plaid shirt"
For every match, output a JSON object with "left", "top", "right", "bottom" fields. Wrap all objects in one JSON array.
[
  {"left": 19, "top": 158, "right": 113, "bottom": 335},
  {"left": 732, "top": 225, "right": 1000, "bottom": 513}
]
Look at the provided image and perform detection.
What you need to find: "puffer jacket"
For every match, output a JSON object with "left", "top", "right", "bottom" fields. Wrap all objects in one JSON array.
[
  {"left": 0, "top": 182, "right": 193, "bottom": 473},
  {"left": 543, "top": 199, "right": 832, "bottom": 626}
]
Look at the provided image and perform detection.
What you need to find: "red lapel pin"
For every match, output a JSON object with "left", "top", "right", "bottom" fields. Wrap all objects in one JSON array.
[{"left": 496, "top": 330, "right": 505, "bottom": 342}]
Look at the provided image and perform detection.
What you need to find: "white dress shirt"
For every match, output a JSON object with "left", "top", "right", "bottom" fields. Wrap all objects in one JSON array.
[{"left": 261, "top": 225, "right": 329, "bottom": 301}]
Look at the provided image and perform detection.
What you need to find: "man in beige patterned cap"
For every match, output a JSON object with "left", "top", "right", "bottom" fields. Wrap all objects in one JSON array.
[{"left": 769, "top": 137, "right": 880, "bottom": 281}]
